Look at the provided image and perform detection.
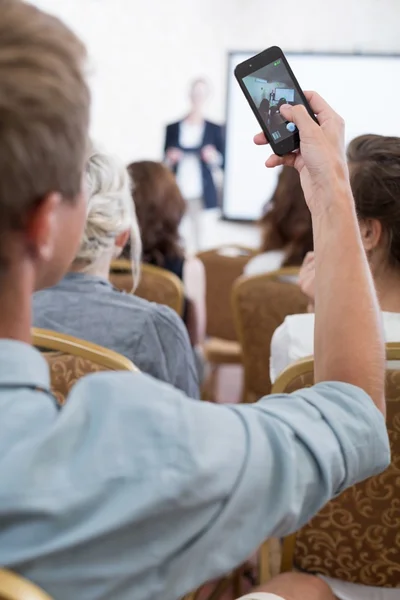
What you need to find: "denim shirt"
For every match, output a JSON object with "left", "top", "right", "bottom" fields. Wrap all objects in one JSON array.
[
  {"left": 33, "top": 272, "right": 199, "bottom": 398},
  {"left": 0, "top": 340, "right": 390, "bottom": 600}
]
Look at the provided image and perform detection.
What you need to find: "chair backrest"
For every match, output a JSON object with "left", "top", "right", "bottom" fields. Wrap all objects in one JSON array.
[
  {"left": 109, "top": 258, "right": 134, "bottom": 293},
  {"left": 197, "top": 245, "right": 255, "bottom": 341},
  {"left": 32, "top": 328, "right": 137, "bottom": 405},
  {"left": 0, "top": 569, "right": 53, "bottom": 600},
  {"left": 135, "top": 263, "right": 184, "bottom": 316},
  {"left": 275, "top": 344, "right": 400, "bottom": 588},
  {"left": 110, "top": 260, "right": 184, "bottom": 316},
  {"left": 232, "top": 268, "right": 308, "bottom": 401}
]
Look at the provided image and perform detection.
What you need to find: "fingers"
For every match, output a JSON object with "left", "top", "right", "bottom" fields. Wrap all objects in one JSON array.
[
  {"left": 265, "top": 153, "right": 296, "bottom": 169},
  {"left": 280, "top": 103, "right": 320, "bottom": 138},
  {"left": 254, "top": 132, "right": 268, "bottom": 146}
]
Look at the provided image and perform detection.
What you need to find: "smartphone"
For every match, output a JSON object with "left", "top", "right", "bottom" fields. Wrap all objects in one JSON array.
[{"left": 234, "top": 46, "right": 316, "bottom": 156}]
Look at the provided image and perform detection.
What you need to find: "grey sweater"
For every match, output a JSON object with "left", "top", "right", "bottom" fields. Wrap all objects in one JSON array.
[{"left": 33, "top": 273, "right": 199, "bottom": 398}]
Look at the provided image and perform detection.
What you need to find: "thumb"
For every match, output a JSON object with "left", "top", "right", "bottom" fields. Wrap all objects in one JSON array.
[{"left": 280, "top": 104, "right": 319, "bottom": 138}]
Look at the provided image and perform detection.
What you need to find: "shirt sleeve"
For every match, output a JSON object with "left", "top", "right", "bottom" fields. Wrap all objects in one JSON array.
[
  {"left": 162, "top": 380, "right": 390, "bottom": 595},
  {"left": 12, "top": 373, "right": 390, "bottom": 599},
  {"left": 270, "top": 320, "right": 292, "bottom": 384}
]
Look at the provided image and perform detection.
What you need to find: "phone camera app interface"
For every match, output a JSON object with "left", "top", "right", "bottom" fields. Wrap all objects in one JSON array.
[{"left": 242, "top": 58, "right": 304, "bottom": 143}]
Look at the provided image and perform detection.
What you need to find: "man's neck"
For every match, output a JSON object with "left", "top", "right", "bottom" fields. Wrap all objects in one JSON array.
[{"left": 0, "top": 264, "right": 33, "bottom": 343}]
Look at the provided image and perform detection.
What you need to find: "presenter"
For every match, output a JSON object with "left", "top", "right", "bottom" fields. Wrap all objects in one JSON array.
[{"left": 164, "top": 78, "right": 224, "bottom": 252}]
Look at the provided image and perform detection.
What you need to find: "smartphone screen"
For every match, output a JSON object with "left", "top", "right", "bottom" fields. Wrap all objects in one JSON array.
[{"left": 235, "top": 47, "right": 315, "bottom": 155}]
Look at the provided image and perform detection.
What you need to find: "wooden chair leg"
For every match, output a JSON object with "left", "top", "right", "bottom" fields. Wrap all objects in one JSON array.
[
  {"left": 202, "top": 363, "right": 219, "bottom": 402},
  {"left": 258, "top": 540, "right": 271, "bottom": 585},
  {"left": 206, "top": 576, "right": 233, "bottom": 600}
]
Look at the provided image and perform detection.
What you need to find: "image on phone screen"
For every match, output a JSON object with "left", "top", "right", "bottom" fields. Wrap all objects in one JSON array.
[{"left": 241, "top": 58, "right": 305, "bottom": 144}]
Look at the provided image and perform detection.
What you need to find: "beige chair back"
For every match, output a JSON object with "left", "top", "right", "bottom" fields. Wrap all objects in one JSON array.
[
  {"left": 197, "top": 246, "right": 255, "bottom": 341},
  {"left": 110, "top": 260, "right": 184, "bottom": 316},
  {"left": 0, "top": 569, "right": 53, "bottom": 600},
  {"left": 32, "top": 328, "right": 137, "bottom": 406},
  {"left": 275, "top": 345, "right": 400, "bottom": 588},
  {"left": 232, "top": 268, "right": 308, "bottom": 401},
  {"left": 109, "top": 258, "right": 134, "bottom": 293}
]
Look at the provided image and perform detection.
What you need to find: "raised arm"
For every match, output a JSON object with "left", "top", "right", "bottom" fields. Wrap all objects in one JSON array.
[{"left": 255, "top": 93, "right": 385, "bottom": 415}]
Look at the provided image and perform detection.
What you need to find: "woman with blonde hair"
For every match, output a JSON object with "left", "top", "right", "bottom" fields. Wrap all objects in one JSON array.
[{"left": 33, "top": 149, "right": 199, "bottom": 397}]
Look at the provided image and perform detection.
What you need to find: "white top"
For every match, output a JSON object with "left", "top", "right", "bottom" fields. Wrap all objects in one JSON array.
[
  {"left": 270, "top": 311, "right": 400, "bottom": 384},
  {"left": 321, "top": 575, "right": 400, "bottom": 599},
  {"left": 177, "top": 121, "right": 205, "bottom": 200},
  {"left": 238, "top": 578, "right": 399, "bottom": 600},
  {"left": 244, "top": 250, "right": 286, "bottom": 277}
]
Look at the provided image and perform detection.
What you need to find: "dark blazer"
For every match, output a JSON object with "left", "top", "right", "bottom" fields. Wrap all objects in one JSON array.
[{"left": 164, "top": 120, "right": 225, "bottom": 210}]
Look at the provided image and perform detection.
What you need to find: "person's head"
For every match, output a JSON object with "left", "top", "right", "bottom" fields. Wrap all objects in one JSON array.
[
  {"left": 259, "top": 167, "right": 313, "bottom": 266},
  {"left": 72, "top": 149, "right": 142, "bottom": 288},
  {"left": 277, "top": 98, "right": 287, "bottom": 109},
  {"left": 127, "top": 161, "right": 185, "bottom": 266},
  {"left": 189, "top": 78, "right": 210, "bottom": 112},
  {"left": 0, "top": 0, "right": 90, "bottom": 293},
  {"left": 348, "top": 134, "right": 400, "bottom": 276}
]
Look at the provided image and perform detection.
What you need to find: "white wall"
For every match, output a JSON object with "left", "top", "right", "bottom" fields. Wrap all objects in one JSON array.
[
  {"left": 29, "top": 0, "right": 400, "bottom": 249},
  {"left": 31, "top": 0, "right": 400, "bottom": 164}
]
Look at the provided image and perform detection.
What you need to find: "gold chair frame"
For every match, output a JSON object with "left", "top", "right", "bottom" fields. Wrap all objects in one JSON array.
[
  {"left": 32, "top": 328, "right": 137, "bottom": 372},
  {"left": 0, "top": 569, "right": 53, "bottom": 600}
]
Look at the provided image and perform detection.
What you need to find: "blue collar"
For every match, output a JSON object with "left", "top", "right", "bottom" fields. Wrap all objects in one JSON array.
[{"left": 0, "top": 340, "right": 50, "bottom": 392}]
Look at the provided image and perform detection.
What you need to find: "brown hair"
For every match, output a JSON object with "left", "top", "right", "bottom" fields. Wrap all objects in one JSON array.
[
  {"left": 348, "top": 134, "right": 400, "bottom": 268},
  {"left": 127, "top": 161, "right": 185, "bottom": 265},
  {"left": 260, "top": 166, "right": 313, "bottom": 266},
  {"left": 0, "top": 1, "right": 89, "bottom": 238}
]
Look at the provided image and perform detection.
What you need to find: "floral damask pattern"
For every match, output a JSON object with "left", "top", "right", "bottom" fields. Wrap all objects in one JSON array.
[
  {"left": 43, "top": 351, "right": 109, "bottom": 405},
  {"left": 291, "top": 369, "right": 400, "bottom": 588}
]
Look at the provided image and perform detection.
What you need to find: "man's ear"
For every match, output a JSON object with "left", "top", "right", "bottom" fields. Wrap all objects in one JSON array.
[
  {"left": 113, "top": 230, "right": 130, "bottom": 258},
  {"left": 25, "top": 193, "right": 62, "bottom": 261},
  {"left": 359, "top": 218, "right": 382, "bottom": 252}
]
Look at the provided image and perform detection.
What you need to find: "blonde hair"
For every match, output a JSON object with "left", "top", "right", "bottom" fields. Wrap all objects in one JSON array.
[
  {"left": 75, "top": 150, "right": 142, "bottom": 289},
  {"left": 0, "top": 1, "right": 89, "bottom": 242}
]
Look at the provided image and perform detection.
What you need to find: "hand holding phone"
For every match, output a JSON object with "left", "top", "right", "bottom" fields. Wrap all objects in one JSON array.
[
  {"left": 254, "top": 91, "right": 349, "bottom": 215},
  {"left": 235, "top": 46, "right": 316, "bottom": 156}
]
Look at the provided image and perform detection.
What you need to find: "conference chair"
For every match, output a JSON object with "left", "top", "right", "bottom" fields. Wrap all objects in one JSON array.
[
  {"left": 32, "top": 328, "right": 137, "bottom": 405},
  {"left": 109, "top": 258, "right": 134, "bottom": 293},
  {"left": 263, "top": 345, "right": 400, "bottom": 589},
  {"left": 0, "top": 569, "right": 53, "bottom": 600},
  {"left": 110, "top": 259, "right": 185, "bottom": 317},
  {"left": 197, "top": 245, "right": 255, "bottom": 401},
  {"left": 232, "top": 268, "right": 308, "bottom": 402}
]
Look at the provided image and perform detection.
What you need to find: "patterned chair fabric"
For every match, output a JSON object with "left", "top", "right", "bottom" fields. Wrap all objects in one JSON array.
[
  {"left": 43, "top": 351, "right": 111, "bottom": 405},
  {"left": 197, "top": 246, "right": 254, "bottom": 341},
  {"left": 280, "top": 364, "right": 400, "bottom": 588},
  {"left": 233, "top": 274, "right": 308, "bottom": 401}
]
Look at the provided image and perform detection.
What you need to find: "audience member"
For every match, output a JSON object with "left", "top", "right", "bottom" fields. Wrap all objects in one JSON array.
[
  {"left": 33, "top": 149, "right": 199, "bottom": 397},
  {"left": 271, "top": 134, "right": 400, "bottom": 392},
  {"left": 245, "top": 166, "right": 313, "bottom": 276},
  {"left": 0, "top": 3, "right": 390, "bottom": 600},
  {"left": 127, "top": 160, "right": 206, "bottom": 346}
]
